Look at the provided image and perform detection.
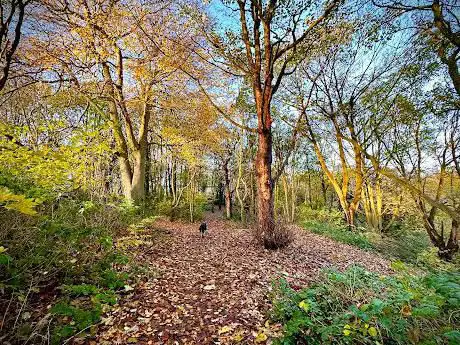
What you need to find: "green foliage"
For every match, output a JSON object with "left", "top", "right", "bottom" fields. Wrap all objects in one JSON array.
[
  {"left": 0, "top": 197, "right": 154, "bottom": 344},
  {"left": 416, "top": 248, "right": 460, "bottom": 272},
  {"left": 298, "top": 206, "right": 345, "bottom": 227},
  {"left": 369, "top": 228, "right": 432, "bottom": 264},
  {"left": 0, "top": 186, "right": 40, "bottom": 215},
  {"left": 156, "top": 193, "right": 208, "bottom": 222},
  {"left": 0, "top": 124, "right": 74, "bottom": 201},
  {"left": 270, "top": 266, "right": 460, "bottom": 345},
  {"left": 300, "top": 212, "right": 448, "bottom": 266},
  {"left": 51, "top": 301, "right": 102, "bottom": 343},
  {"left": 304, "top": 220, "right": 375, "bottom": 250},
  {"left": 51, "top": 283, "right": 119, "bottom": 343}
]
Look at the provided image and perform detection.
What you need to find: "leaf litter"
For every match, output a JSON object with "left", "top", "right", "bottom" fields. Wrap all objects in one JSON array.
[{"left": 93, "top": 214, "right": 390, "bottom": 345}]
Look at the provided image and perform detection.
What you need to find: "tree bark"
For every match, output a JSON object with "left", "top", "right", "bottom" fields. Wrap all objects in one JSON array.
[
  {"left": 223, "top": 157, "right": 232, "bottom": 219},
  {"left": 256, "top": 128, "right": 276, "bottom": 246}
]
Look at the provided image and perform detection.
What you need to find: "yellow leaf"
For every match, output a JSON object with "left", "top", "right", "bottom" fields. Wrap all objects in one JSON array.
[
  {"left": 232, "top": 330, "right": 244, "bottom": 342},
  {"left": 401, "top": 304, "right": 412, "bottom": 317},
  {"left": 218, "top": 325, "right": 232, "bottom": 335},
  {"left": 368, "top": 326, "right": 378, "bottom": 337},
  {"left": 343, "top": 329, "right": 351, "bottom": 336},
  {"left": 299, "top": 300, "right": 310, "bottom": 312},
  {"left": 255, "top": 332, "right": 267, "bottom": 343}
]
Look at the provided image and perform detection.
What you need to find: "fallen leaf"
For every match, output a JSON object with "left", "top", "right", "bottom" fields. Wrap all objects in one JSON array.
[
  {"left": 255, "top": 332, "right": 267, "bottom": 343},
  {"left": 218, "top": 325, "right": 233, "bottom": 335}
]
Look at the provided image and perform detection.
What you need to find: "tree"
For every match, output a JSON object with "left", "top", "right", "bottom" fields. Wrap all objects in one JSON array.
[
  {"left": 373, "top": 0, "right": 460, "bottom": 97},
  {"left": 26, "top": 0, "right": 190, "bottom": 202},
  {"left": 196, "top": 0, "right": 340, "bottom": 248},
  {"left": 292, "top": 13, "right": 405, "bottom": 227},
  {"left": 0, "top": 0, "right": 29, "bottom": 91}
]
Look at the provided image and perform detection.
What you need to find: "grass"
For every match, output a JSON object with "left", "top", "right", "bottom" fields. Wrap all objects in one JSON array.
[
  {"left": 269, "top": 265, "right": 460, "bottom": 345},
  {"left": 302, "top": 219, "right": 460, "bottom": 272},
  {"left": 303, "top": 220, "right": 375, "bottom": 250}
]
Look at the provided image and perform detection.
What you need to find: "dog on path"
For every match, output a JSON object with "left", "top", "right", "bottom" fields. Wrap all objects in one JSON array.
[{"left": 199, "top": 222, "right": 208, "bottom": 238}]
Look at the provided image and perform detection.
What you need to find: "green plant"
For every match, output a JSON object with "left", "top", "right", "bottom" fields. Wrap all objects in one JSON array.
[
  {"left": 298, "top": 205, "right": 345, "bottom": 227},
  {"left": 156, "top": 193, "right": 208, "bottom": 222},
  {"left": 0, "top": 197, "right": 152, "bottom": 344},
  {"left": 270, "top": 265, "right": 460, "bottom": 345},
  {"left": 304, "top": 221, "right": 374, "bottom": 250}
]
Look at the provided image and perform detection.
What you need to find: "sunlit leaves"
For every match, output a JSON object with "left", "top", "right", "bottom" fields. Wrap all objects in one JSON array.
[{"left": 0, "top": 187, "right": 39, "bottom": 215}]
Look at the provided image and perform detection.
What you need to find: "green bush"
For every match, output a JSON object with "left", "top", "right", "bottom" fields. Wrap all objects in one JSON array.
[
  {"left": 0, "top": 198, "right": 149, "bottom": 344},
  {"left": 304, "top": 220, "right": 375, "bottom": 250},
  {"left": 369, "top": 226, "right": 432, "bottom": 264},
  {"left": 298, "top": 205, "right": 345, "bottom": 227},
  {"left": 156, "top": 193, "right": 208, "bottom": 222},
  {"left": 298, "top": 206, "right": 374, "bottom": 250},
  {"left": 270, "top": 265, "right": 460, "bottom": 345}
]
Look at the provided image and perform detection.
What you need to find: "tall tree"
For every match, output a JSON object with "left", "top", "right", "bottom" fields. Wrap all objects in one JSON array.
[
  {"left": 26, "top": 0, "right": 190, "bottom": 202},
  {"left": 196, "top": 0, "right": 340, "bottom": 248},
  {"left": 373, "top": 0, "right": 460, "bottom": 97}
]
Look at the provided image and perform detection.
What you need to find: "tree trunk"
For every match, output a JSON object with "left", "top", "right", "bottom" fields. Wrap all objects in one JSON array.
[
  {"left": 130, "top": 147, "right": 147, "bottom": 201},
  {"left": 282, "top": 175, "right": 289, "bottom": 220},
  {"left": 223, "top": 157, "right": 232, "bottom": 219},
  {"left": 118, "top": 155, "right": 133, "bottom": 200},
  {"left": 256, "top": 128, "right": 276, "bottom": 248},
  {"left": 235, "top": 137, "right": 245, "bottom": 222}
]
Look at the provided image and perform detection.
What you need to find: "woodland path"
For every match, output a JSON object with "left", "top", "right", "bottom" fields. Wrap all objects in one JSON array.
[{"left": 94, "top": 213, "right": 390, "bottom": 345}]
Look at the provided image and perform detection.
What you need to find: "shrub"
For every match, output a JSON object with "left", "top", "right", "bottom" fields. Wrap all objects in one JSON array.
[
  {"left": 270, "top": 265, "right": 460, "bottom": 345},
  {"left": 155, "top": 193, "right": 208, "bottom": 222},
  {"left": 416, "top": 248, "right": 460, "bottom": 272},
  {"left": 297, "top": 205, "right": 345, "bottom": 227},
  {"left": 304, "top": 220, "right": 374, "bottom": 250},
  {"left": 0, "top": 197, "right": 150, "bottom": 344}
]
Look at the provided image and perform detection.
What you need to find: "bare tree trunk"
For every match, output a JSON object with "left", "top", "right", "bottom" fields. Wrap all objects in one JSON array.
[
  {"left": 223, "top": 157, "right": 232, "bottom": 219},
  {"left": 256, "top": 128, "right": 276, "bottom": 247},
  {"left": 282, "top": 175, "right": 289, "bottom": 220},
  {"left": 291, "top": 170, "right": 296, "bottom": 222},
  {"left": 235, "top": 135, "right": 245, "bottom": 222},
  {"left": 131, "top": 148, "right": 147, "bottom": 201}
]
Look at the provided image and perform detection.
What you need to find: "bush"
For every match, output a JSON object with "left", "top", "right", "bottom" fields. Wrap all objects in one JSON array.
[
  {"left": 155, "top": 193, "right": 208, "bottom": 222},
  {"left": 304, "top": 220, "right": 374, "bottom": 250},
  {"left": 416, "top": 248, "right": 460, "bottom": 272},
  {"left": 298, "top": 205, "right": 345, "bottom": 227},
  {"left": 0, "top": 198, "right": 150, "bottom": 344},
  {"left": 298, "top": 206, "right": 374, "bottom": 250},
  {"left": 270, "top": 265, "right": 460, "bottom": 345}
]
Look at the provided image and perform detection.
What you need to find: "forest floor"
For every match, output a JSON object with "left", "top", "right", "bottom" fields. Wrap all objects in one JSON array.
[{"left": 93, "top": 212, "right": 391, "bottom": 345}]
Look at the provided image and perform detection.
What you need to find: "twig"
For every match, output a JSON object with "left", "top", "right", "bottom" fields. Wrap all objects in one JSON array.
[
  {"left": 62, "top": 322, "right": 101, "bottom": 344},
  {"left": 13, "top": 279, "right": 33, "bottom": 330},
  {"left": 1, "top": 294, "right": 14, "bottom": 331}
]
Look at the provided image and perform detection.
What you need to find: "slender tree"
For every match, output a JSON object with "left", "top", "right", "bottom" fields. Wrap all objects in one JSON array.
[
  {"left": 195, "top": 0, "right": 340, "bottom": 248},
  {"left": 0, "top": 0, "right": 29, "bottom": 91}
]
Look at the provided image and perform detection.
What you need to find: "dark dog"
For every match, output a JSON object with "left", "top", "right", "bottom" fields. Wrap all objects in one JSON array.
[{"left": 199, "top": 222, "right": 207, "bottom": 237}]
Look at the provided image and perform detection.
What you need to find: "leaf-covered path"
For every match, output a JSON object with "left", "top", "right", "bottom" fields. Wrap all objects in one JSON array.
[{"left": 95, "top": 214, "right": 390, "bottom": 345}]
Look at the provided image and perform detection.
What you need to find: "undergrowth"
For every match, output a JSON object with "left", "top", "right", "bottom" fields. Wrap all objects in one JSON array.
[
  {"left": 270, "top": 265, "right": 460, "bottom": 345},
  {"left": 0, "top": 199, "right": 159, "bottom": 344},
  {"left": 304, "top": 220, "right": 375, "bottom": 250},
  {"left": 299, "top": 207, "right": 459, "bottom": 269},
  {"left": 155, "top": 193, "right": 207, "bottom": 222}
]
